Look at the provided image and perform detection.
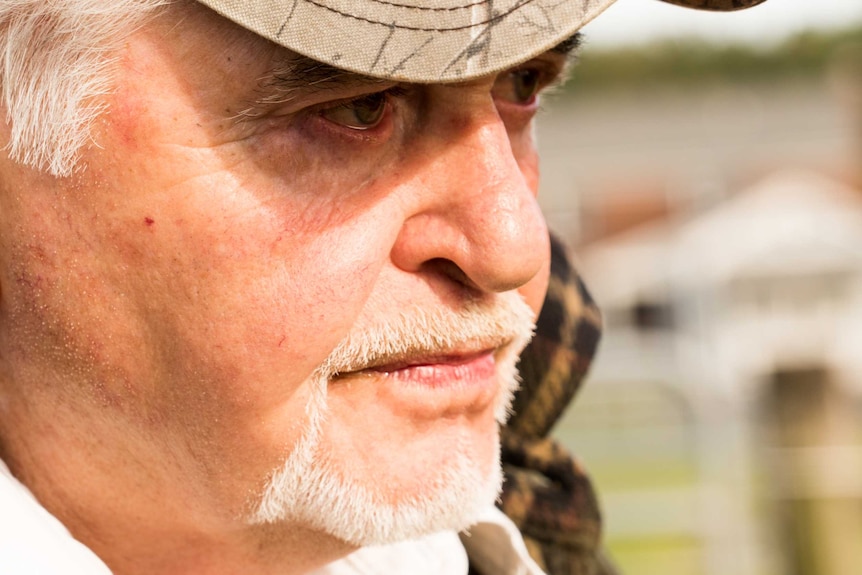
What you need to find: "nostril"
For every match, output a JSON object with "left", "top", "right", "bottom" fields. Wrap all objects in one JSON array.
[{"left": 422, "top": 258, "right": 478, "bottom": 291}]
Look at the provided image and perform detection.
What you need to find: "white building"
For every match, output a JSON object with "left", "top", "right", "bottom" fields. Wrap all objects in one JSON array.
[{"left": 561, "top": 170, "right": 862, "bottom": 575}]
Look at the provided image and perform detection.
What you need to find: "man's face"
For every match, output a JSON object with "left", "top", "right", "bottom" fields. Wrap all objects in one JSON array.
[{"left": 0, "top": 1, "right": 556, "bottom": 550}]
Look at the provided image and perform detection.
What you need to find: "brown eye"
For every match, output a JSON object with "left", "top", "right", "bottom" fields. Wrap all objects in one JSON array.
[
  {"left": 494, "top": 69, "right": 542, "bottom": 105},
  {"left": 320, "top": 92, "right": 388, "bottom": 130}
]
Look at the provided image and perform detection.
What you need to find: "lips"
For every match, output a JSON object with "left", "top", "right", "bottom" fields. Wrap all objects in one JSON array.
[
  {"left": 324, "top": 333, "right": 525, "bottom": 422},
  {"left": 365, "top": 349, "right": 498, "bottom": 388},
  {"left": 331, "top": 341, "right": 507, "bottom": 388}
]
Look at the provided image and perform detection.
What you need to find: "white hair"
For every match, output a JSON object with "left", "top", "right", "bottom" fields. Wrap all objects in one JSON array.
[{"left": 0, "top": 0, "right": 167, "bottom": 176}]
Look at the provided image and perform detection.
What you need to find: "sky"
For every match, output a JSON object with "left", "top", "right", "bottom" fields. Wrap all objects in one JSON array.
[{"left": 582, "top": 0, "right": 862, "bottom": 47}]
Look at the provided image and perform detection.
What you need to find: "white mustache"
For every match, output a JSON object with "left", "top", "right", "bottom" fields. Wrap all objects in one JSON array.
[{"left": 313, "top": 293, "right": 537, "bottom": 381}]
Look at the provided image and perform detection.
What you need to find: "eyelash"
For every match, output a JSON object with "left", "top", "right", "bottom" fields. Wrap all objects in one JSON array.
[{"left": 312, "top": 86, "right": 409, "bottom": 138}]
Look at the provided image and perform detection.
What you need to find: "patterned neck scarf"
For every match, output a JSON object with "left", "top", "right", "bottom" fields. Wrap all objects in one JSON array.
[{"left": 486, "top": 234, "right": 619, "bottom": 575}]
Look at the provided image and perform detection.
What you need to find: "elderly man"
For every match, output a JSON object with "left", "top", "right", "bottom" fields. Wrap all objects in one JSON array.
[{"left": 0, "top": 0, "right": 765, "bottom": 574}]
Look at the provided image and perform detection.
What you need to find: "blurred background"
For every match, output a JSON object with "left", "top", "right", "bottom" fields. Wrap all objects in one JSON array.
[{"left": 538, "top": 1, "right": 862, "bottom": 574}]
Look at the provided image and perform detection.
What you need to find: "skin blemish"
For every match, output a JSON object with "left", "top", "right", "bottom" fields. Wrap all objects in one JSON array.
[
  {"left": 144, "top": 217, "right": 155, "bottom": 227},
  {"left": 107, "top": 86, "right": 145, "bottom": 151}
]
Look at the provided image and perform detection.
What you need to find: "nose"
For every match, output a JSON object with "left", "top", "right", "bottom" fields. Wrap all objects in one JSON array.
[{"left": 390, "top": 101, "right": 549, "bottom": 294}]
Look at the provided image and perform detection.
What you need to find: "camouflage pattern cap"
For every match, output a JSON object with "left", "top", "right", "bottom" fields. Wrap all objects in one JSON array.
[{"left": 194, "top": 0, "right": 767, "bottom": 83}]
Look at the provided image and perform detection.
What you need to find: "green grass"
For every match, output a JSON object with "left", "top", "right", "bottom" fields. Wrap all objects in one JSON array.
[
  {"left": 587, "top": 459, "right": 699, "bottom": 491},
  {"left": 607, "top": 534, "right": 703, "bottom": 575}
]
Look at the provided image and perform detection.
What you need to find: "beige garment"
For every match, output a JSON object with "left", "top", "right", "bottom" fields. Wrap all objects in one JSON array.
[
  {"left": 313, "top": 506, "right": 547, "bottom": 575},
  {"left": 461, "top": 506, "right": 548, "bottom": 575}
]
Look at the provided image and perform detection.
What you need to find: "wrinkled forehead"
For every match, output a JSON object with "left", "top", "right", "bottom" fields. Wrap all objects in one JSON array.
[{"left": 192, "top": 0, "right": 768, "bottom": 84}]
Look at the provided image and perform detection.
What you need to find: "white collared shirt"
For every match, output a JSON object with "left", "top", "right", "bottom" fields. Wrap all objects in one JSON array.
[
  {"left": 0, "top": 459, "right": 113, "bottom": 575},
  {"left": 312, "top": 506, "right": 547, "bottom": 575},
  {"left": 1, "top": 459, "right": 546, "bottom": 575}
]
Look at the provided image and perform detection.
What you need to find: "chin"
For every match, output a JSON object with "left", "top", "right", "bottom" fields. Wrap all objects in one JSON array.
[{"left": 249, "top": 415, "right": 504, "bottom": 545}]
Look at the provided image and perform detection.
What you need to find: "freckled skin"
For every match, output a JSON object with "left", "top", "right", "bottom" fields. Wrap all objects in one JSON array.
[{"left": 0, "top": 3, "right": 552, "bottom": 575}]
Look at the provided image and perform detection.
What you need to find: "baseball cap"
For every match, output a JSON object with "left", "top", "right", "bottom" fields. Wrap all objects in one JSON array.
[{"left": 195, "top": 0, "right": 767, "bottom": 82}]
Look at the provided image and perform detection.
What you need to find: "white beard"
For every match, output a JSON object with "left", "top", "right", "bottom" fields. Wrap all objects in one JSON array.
[{"left": 248, "top": 293, "right": 535, "bottom": 546}]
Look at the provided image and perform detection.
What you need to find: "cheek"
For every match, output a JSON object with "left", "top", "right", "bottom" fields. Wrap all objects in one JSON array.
[
  {"left": 84, "top": 117, "right": 401, "bottom": 424},
  {"left": 109, "top": 214, "right": 393, "bottom": 492},
  {"left": 0, "top": 191, "right": 156, "bottom": 403},
  {"left": 143, "top": 224, "right": 383, "bottom": 404}
]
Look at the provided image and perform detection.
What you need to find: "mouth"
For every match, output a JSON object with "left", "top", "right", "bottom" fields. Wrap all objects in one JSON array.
[
  {"left": 324, "top": 308, "right": 538, "bottom": 429},
  {"left": 364, "top": 348, "right": 498, "bottom": 388},
  {"left": 331, "top": 340, "right": 509, "bottom": 389},
  {"left": 327, "top": 344, "right": 508, "bottom": 420}
]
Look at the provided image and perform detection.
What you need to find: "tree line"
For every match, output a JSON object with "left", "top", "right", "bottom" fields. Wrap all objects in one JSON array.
[{"left": 566, "top": 25, "right": 862, "bottom": 93}]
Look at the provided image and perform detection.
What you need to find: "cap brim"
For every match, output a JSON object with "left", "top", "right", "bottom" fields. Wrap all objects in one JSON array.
[
  {"left": 659, "top": 0, "right": 767, "bottom": 11},
  {"left": 195, "top": 0, "right": 618, "bottom": 83},
  {"left": 195, "top": 0, "right": 767, "bottom": 83}
]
